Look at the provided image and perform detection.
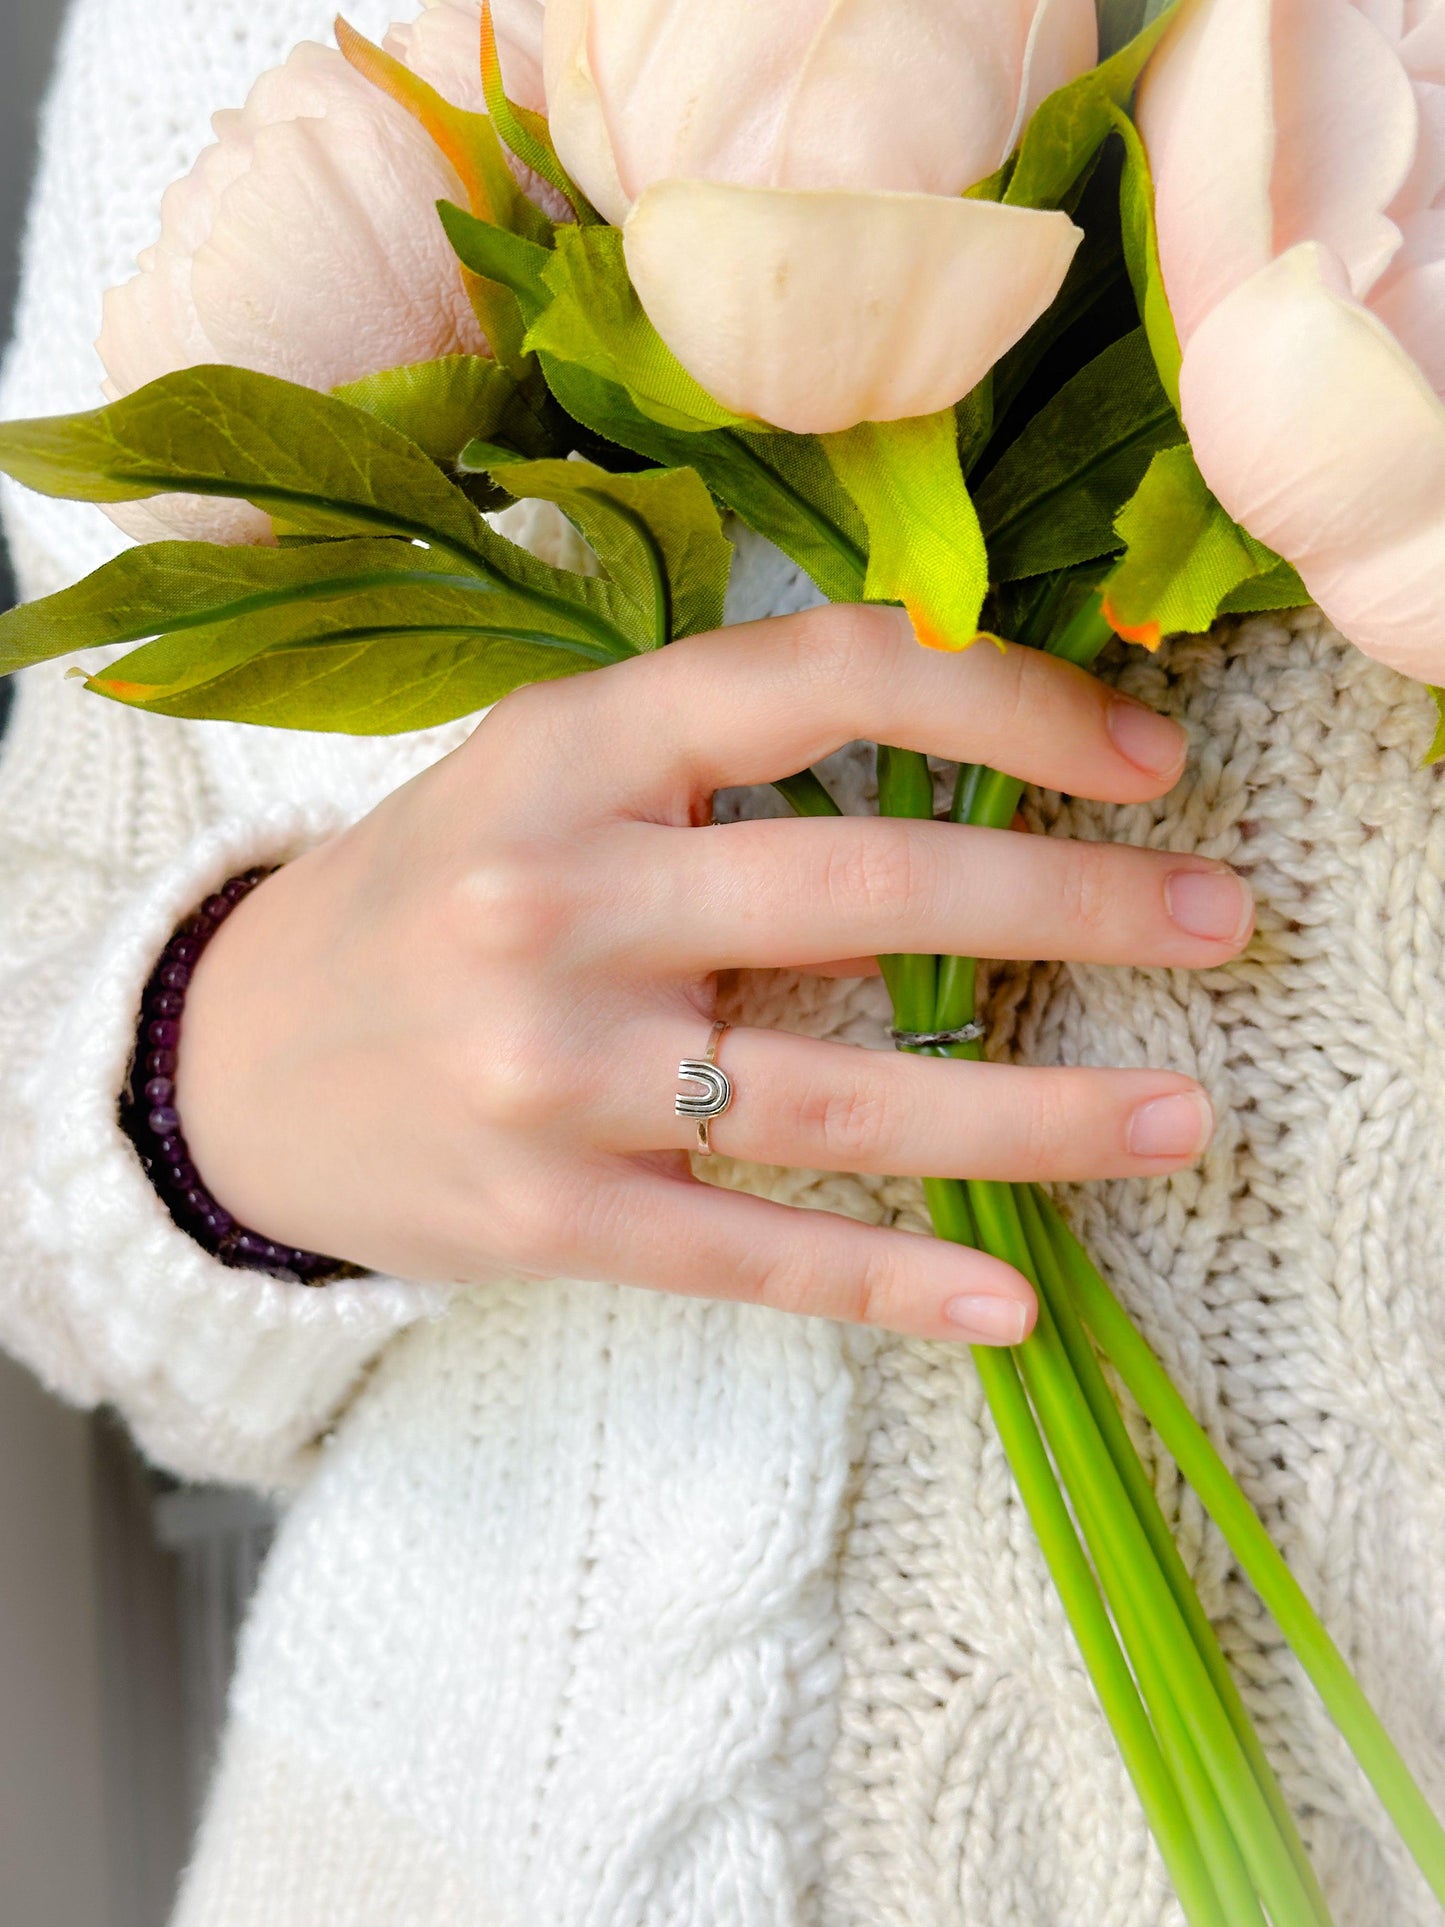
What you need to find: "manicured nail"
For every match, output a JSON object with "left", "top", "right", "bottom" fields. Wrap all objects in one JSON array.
[
  {"left": 1127, "top": 1090, "right": 1214, "bottom": 1160},
  {"left": 1107, "top": 696, "right": 1187, "bottom": 777},
  {"left": 1165, "top": 867, "right": 1253, "bottom": 943},
  {"left": 943, "top": 1294, "right": 1031, "bottom": 1345}
]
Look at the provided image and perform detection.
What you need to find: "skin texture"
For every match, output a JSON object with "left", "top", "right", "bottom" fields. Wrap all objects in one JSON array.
[{"left": 175, "top": 606, "right": 1254, "bottom": 1345}]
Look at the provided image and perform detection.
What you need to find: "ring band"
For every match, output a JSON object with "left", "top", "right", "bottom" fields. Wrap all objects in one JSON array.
[
  {"left": 675, "top": 1019, "right": 733, "bottom": 1157},
  {"left": 888, "top": 1021, "right": 987, "bottom": 1049}
]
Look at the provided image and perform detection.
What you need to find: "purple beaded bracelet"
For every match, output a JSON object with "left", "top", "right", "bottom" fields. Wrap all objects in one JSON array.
[{"left": 120, "top": 866, "right": 361, "bottom": 1286}]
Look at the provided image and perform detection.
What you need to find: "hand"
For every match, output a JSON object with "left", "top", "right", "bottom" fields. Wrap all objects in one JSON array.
[{"left": 174, "top": 606, "right": 1252, "bottom": 1345}]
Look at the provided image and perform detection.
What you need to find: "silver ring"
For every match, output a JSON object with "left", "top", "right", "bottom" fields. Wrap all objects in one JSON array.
[
  {"left": 888, "top": 1021, "right": 987, "bottom": 1050},
  {"left": 675, "top": 1019, "right": 733, "bottom": 1157}
]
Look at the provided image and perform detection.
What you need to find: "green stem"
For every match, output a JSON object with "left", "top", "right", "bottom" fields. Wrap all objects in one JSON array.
[
  {"left": 773, "top": 768, "right": 843, "bottom": 819},
  {"left": 970, "top": 1184, "right": 1319, "bottom": 1927},
  {"left": 1041, "top": 1198, "right": 1445, "bottom": 1908},
  {"left": 924, "top": 1176, "right": 1227, "bottom": 1927},
  {"left": 1017, "top": 1188, "right": 1334, "bottom": 1927},
  {"left": 875, "top": 744, "right": 937, "bottom": 1024}
]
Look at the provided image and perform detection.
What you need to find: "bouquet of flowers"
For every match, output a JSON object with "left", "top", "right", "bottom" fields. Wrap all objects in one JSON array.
[{"left": 3, "top": 0, "right": 1444, "bottom": 1916}]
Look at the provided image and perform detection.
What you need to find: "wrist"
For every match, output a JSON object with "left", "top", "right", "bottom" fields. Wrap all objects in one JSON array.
[{"left": 123, "top": 864, "right": 360, "bottom": 1284}]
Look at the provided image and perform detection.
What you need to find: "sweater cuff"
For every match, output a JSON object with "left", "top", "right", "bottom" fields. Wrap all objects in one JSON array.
[{"left": 16, "top": 802, "right": 449, "bottom": 1490}]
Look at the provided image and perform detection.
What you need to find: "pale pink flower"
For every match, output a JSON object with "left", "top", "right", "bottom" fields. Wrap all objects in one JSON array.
[
  {"left": 1138, "top": 0, "right": 1445, "bottom": 680},
  {"left": 97, "top": 2, "right": 542, "bottom": 544},
  {"left": 544, "top": 0, "right": 1096, "bottom": 434}
]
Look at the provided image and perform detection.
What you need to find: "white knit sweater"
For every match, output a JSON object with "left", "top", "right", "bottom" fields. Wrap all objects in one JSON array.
[{"left": 4, "top": 2, "right": 1445, "bottom": 1921}]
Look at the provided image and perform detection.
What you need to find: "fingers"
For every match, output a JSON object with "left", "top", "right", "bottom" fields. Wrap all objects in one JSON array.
[
  {"left": 518, "top": 604, "right": 1186, "bottom": 813},
  {"left": 607, "top": 1025, "right": 1215, "bottom": 1182},
  {"left": 559, "top": 1162, "right": 1037, "bottom": 1345},
  {"left": 619, "top": 817, "right": 1255, "bottom": 973}
]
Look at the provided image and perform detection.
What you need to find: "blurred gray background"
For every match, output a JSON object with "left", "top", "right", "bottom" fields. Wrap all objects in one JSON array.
[
  {"left": 0, "top": 1, "right": 66, "bottom": 618},
  {"left": 1, "top": 12, "right": 271, "bottom": 1927}
]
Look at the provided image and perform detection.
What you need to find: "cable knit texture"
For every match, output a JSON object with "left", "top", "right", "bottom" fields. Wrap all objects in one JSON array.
[{"left": 3, "top": 2, "right": 1444, "bottom": 1920}]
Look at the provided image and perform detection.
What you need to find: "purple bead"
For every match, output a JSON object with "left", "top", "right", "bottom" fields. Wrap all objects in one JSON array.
[
  {"left": 143, "top": 1076, "right": 174, "bottom": 1106},
  {"left": 222, "top": 877, "right": 253, "bottom": 903},
  {"left": 148, "top": 1105, "right": 182, "bottom": 1136},
  {"left": 201, "top": 894, "right": 232, "bottom": 924},
  {"left": 146, "top": 1049, "right": 177, "bottom": 1077},
  {"left": 202, "top": 1209, "right": 234, "bottom": 1238},
  {"left": 169, "top": 1161, "right": 196, "bottom": 1191},
  {"left": 182, "top": 1186, "right": 211, "bottom": 1215},
  {"left": 160, "top": 962, "right": 192, "bottom": 991},
  {"left": 158, "top": 1134, "right": 189, "bottom": 1164},
  {"left": 233, "top": 1233, "right": 264, "bottom": 1260},
  {"left": 154, "top": 991, "right": 184, "bottom": 1019},
  {"left": 147, "top": 1019, "right": 180, "bottom": 1049},
  {"left": 169, "top": 936, "right": 201, "bottom": 966}
]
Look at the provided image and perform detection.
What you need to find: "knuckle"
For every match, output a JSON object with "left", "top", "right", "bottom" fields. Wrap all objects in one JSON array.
[
  {"left": 823, "top": 824, "right": 931, "bottom": 921},
  {"left": 1058, "top": 840, "right": 1115, "bottom": 941},
  {"left": 783, "top": 604, "right": 897, "bottom": 701},
  {"left": 738, "top": 1242, "right": 820, "bottom": 1319},
  {"left": 834, "top": 1243, "right": 905, "bottom": 1329},
  {"left": 450, "top": 846, "right": 568, "bottom": 962},
  {"left": 797, "top": 1069, "right": 899, "bottom": 1166},
  {"left": 465, "top": 1026, "right": 562, "bottom": 1133},
  {"left": 1017, "top": 1075, "right": 1074, "bottom": 1174},
  {"left": 987, "top": 639, "right": 1035, "bottom": 736}
]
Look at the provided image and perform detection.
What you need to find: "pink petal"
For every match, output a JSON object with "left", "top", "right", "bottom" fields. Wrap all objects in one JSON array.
[
  {"left": 563, "top": 0, "right": 829, "bottom": 208},
  {"left": 545, "top": 0, "right": 1093, "bottom": 214},
  {"left": 623, "top": 181, "right": 1080, "bottom": 434},
  {"left": 1181, "top": 240, "right": 1445, "bottom": 677},
  {"left": 189, "top": 113, "right": 482, "bottom": 389},
  {"left": 1371, "top": 240, "right": 1445, "bottom": 388},
  {"left": 1135, "top": 0, "right": 1275, "bottom": 345},
  {"left": 543, "top": 0, "right": 634, "bottom": 221},
  {"left": 1008, "top": 0, "right": 1100, "bottom": 151},
  {"left": 1392, "top": 77, "right": 1445, "bottom": 217},
  {"left": 1269, "top": 0, "right": 1416, "bottom": 298},
  {"left": 383, "top": 0, "right": 548, "bottom": 116},
  {"left": 771, "top": 0, "right": 1027, "bottom": 195},
  {"left": 103, "top": 496, "right": 274, "bottom": 547},
  {"left": 1401, "top": 0, "right": 1445, "bottom": 82}
]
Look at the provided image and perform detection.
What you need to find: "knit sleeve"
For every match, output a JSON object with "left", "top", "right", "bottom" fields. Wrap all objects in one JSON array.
[{"left": 0, "top": 661, "right": 448, "bottom": 1492}]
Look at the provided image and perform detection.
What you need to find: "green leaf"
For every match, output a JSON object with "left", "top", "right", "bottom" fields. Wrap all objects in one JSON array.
[
  {"left": 472, "top": 454, "right": 732, "bottom": 646},
  {"left": 1426, "top": 689, "right": 1445, "bottom": 767},
  {"left": 1216, "top": 557, "right": 1308, "bottom": 616},
  {"left": 1097, "top": 0, "right": 1174, "bottom": 58},
  {"left": 535, "top": 350, "right": 868, "bottom": 602},
  {"left": 528, "top": 225, "right": 752, "bottom": 433},
  {"left": 823, "top": 411, "right": 988, "bottom": 649},
  {"left": 0, "top": 364, "right": 638, "bottom": 655},
  {"left": 0, "top": 365, "right": 494, "bottom": 556},
  {"left": 0, "top": 537, "right": 474, "bottom": 673},
  {"left": 976, "top": 329, "right": 1182, "bottom": 580},
  {"left": 332, "top": 355, "right": 525, "bottom": 466},
  {"left": 1007, "top": 0, "right": 1181, "bottom": 211},
  {"left": 436, "top": 203, "right": 552, "bottom": 326},
  {"left": 1101, "top": 444, "right": 1288, "bottom": 646},
  {"left": 1111, "top": 108, "right": 1181, "bottom": 408},
  {"left": 478, "top": 0, "right": 597, "bottom": 223},
  {"left": 85, "top": 579, "right": 622, "bottom": 734}
]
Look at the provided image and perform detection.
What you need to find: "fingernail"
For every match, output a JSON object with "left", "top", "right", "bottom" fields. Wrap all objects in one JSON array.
[
  {"left": 1127, "top": 1090, "right": 1214, "bottom": 1159},
  {"left": 1165, "top": 867, "right": 1253, "bottom": 943},
  {"left": 1107, "top": 696, "right": 1187, "bottom": 777},
  {"left": 943, "top": 1294, "right": 1031, "bottom": 1345}
]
